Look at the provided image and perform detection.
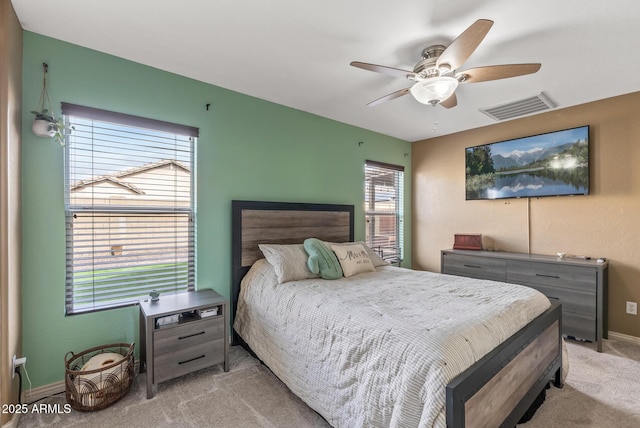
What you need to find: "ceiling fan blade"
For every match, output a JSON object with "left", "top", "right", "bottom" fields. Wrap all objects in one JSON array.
[
  {"left": 436, "top": 19, "right": 494, "bottom": 71},
  {"left": 458, "top": 63, "right": 541, "bottom": 83},
  {"left": 439, "top": 93, "right": 457, "bottom": 109},
  {"left": 367, "top": 88, "right": 411, "bottom": 106},
  {"left": 350, "top": 61, "right": 417, "bottom": 80}
]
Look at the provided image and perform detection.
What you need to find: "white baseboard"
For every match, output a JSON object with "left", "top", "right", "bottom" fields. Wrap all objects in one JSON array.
[
  {"left": 22, "top": 380, "right": 65, "bottom": 404},
  {"left": 608, "top": 330, "right": 640, "bottom": 345},
  {"left": 21, "top": 360, "right": 140, "bottom": 404}
]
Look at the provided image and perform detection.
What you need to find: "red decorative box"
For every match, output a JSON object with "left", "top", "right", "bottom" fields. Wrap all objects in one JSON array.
[{"left": 453, "top": 234, "right": 483, "bottom": 250}]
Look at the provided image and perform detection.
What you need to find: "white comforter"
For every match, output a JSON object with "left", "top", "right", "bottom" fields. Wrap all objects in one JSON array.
[{"left": 233, "top": 260, "right": 550, "bottom": 428}]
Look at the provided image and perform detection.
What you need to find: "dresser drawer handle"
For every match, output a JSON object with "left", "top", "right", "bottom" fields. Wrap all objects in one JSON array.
[
  {"left": 535, "top": 273, "right": 560, "bottom": 279},
  {"left": 463, "top": 264, "right": 482, "bottom": 269},
  {"left": 178, "top": 354, "right": 205, "bottom": 365},
  {"left": 178, "top": 331, "right": 205, "bottom": 340}
]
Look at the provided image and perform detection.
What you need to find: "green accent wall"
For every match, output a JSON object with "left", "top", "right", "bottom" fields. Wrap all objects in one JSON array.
[{"left": 21, "top": 32, "right": 411, "bottom": 388}]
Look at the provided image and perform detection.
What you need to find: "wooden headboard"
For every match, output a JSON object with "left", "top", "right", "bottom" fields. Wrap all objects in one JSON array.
[{"left": 231, "top": 200, "right": 354, "bottom": 335}]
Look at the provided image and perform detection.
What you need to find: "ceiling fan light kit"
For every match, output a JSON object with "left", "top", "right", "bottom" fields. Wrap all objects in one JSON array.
[
  {"left": 410, "top": 76, "right": 458, "bottom": 105},
  {"left": 351, "top": 19, "right": 541, "bottom": 110}
]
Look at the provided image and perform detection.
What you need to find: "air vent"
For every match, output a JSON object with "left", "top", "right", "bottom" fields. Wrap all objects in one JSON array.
[{"left": 480, "top": 92, "right": 556, "bottom": 121}]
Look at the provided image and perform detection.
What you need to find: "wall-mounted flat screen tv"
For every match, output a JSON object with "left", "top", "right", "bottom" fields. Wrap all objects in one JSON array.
[{"left": 465, "top": 125, "right": 589, "bottom": 200}]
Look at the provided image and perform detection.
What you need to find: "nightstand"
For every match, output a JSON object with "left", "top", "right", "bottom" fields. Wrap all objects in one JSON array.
[{"left": 139, "top": 289, "right": 229, "bottom": 398}]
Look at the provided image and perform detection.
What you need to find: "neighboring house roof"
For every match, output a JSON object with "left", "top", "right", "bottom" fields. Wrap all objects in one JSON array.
[{"left": 71, "top": 159, "right": 189, "bottom": 193}]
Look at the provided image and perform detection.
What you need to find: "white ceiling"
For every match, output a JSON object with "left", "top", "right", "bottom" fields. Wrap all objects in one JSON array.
[{"left": 11, "top": 0, "right": 640, "bottom": 142}]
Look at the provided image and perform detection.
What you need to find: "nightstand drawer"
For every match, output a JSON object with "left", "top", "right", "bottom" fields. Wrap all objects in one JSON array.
[
  {"left": 154, "top": 339, "right": 225, "bottom": 383},
  {"left": 154, "top": 316, "right": 224, "bottom": 355},
  {"left": 442, "top": 253, "right": 506, "bottom": 281}
]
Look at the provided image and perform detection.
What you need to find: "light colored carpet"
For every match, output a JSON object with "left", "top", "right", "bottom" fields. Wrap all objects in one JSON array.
[
  {"left": 17, "top": 337, "right": 640, "bottom": 427},
  {"left": 522, "top": 337, "right": 640, "bottom": 428}
]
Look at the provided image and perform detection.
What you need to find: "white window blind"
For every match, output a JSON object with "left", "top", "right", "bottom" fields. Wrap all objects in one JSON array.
[
  {"left": 63, "top": 103, "right": 198, "bottom": 314},
  {"left": 365, "top": 160, "right": 404, "bottom": 263}
]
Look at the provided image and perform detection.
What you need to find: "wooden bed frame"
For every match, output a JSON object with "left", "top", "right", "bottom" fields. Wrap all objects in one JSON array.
[{"left": 231, "top": 200, "right": 562, "bottom": 428}]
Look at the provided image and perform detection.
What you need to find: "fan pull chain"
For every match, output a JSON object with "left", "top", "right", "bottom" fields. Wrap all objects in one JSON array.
[{"left": 431, "top": 105, "right": 439, "bottom": 132}]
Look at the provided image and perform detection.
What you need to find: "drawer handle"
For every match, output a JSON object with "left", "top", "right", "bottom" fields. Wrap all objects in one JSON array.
[
  {"left": 535, "top": 273, "right": 560, "bottom": 279},
  {"left": 463, "top": 264, "right": 482, "bottom": 269},
  {"left": 178, "top": 355, "right": 205, "bottom": 365},
  {"left": 178, "top": 331, "right": 205, "bottom": 340}
]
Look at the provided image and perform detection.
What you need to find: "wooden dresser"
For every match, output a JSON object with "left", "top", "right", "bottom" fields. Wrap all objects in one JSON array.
[{"left": 441, "top": 249, "right": 608, "bottom": 351}]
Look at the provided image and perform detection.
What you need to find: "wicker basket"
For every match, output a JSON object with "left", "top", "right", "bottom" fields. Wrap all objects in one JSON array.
[{"left": 65, "top": 343, "right": 135, "bottom": 411}]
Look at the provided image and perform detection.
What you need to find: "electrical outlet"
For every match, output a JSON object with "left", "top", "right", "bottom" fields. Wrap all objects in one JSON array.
[
  {"left": 626, "top": 301, "right": 638, "bottom": 315},
  {"left": 11, "top": 355, "right": 26, "bottom": 379}
]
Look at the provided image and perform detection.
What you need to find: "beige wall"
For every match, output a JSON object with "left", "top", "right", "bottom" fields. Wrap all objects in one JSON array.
[
  {"left": 412, "top": 91, "right": 640, "bottom": 338},
  {"left": 0, "top": 0, "right": 23, "bottom": 422}
]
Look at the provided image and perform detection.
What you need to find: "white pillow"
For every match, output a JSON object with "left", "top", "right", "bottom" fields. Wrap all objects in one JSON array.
[
  {"left": 258, "top": 243, "right": 318, "bottom": 284},
  {"left": 331, "top": 244, "right": 376, "bottom": 277},
  {"left": 325, "top": 240, "right": 389, "bottom": 267}
]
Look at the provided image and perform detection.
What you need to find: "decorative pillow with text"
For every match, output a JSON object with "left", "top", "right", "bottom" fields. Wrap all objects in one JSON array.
[
  {"left": 324, "top": 240, "right": 389, "bottom": 267},
  {"left": 331, "top": 244, "right": 376, "bottom": 277}
]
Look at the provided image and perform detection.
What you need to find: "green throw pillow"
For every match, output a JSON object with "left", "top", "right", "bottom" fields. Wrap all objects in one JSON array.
[{"left": 303, "top": 238, "right": 343, "bottom": 280}]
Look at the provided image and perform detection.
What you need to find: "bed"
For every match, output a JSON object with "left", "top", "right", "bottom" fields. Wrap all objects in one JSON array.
[{"left": 231, "top": 200, "right": 562, "bottom": 428}]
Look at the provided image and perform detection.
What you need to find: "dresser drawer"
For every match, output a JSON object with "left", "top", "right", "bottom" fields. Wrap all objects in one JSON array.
[
  {"left": 442, "top": 253, "right": 506, "bottom": 281},
  {"left": 528, "top": 283, "right": 596, "bottom": 316},
  {"left": 154, "top": 339, "right": 225, "bottom": 383},
  {"left": 563, "top": 312, "right": 596, "bottom": 342},
  {"left": 507, "top": 261, "right": 596, "bottom": 292},
  {"left": 154, "top": 316, "right": 224, "bottom": 355}
]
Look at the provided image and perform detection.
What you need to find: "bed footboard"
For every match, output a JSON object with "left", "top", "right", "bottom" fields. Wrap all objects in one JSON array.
[{"left": 446, "top": 303, "right": 562, "bottom": 428}]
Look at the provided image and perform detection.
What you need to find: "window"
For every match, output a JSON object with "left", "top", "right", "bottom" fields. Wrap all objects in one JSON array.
[
  {"left": 364, "top": 160, "right": 404, "bottom": 263},
  {"left": 63, "top": 103, "right": 198, "bottom": 314}
]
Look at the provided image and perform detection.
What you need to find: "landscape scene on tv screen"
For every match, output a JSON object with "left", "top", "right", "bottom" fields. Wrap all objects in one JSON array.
[{"left": 465, "top": 125, "right": 589, "bottom": 200}]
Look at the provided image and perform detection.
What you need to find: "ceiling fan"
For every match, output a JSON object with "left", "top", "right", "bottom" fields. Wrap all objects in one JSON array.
[{"left": 350, "top": 19, "right": 541, "bottom": 109}]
